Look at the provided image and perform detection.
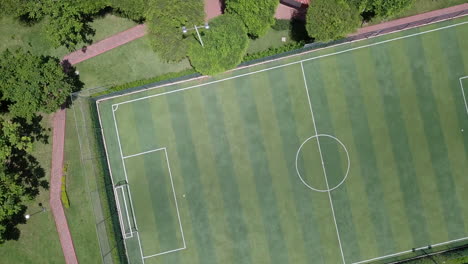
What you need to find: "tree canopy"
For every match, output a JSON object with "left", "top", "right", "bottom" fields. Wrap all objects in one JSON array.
[
  {"left": 226, "top": 0, "right": 279, "bottom": 37},
  {"left": 0, "top": 49, "right": 75, "bottom": 121},
  {"left": 146, "top": 0, "right": 205, "bottom": 62},
  {"left": 188, "top": 14, "right": 248, "bottom": 75},
  {"left": 362, "top": 0, "right": 414, "bottom": 18},
  {"left": 306, "top": 0, "right": 361, "bottom": 42}
]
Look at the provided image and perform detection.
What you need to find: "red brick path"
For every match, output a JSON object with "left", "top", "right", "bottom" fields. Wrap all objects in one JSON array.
[{"left": 62, "top": 24, "right": 147, "bottom": 65}]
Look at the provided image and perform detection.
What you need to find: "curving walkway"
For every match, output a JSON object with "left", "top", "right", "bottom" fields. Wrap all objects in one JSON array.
[{"left": 50, "top": 3, "right": 468, "bottom": 264}]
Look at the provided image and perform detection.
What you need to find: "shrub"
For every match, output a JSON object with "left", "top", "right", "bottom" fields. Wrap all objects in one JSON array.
[
  {"left": 61, "top": 175, "right": 70, "bottom": 209},
  {"left": 146, "top": 0, "right": 204, "bottom": 62},
  {"left": 226, "top": 0, "right": 279, "bottom": 37},
  {"left": 306, "top": 0, "right": 361, "bottom": 42},
  {"left": 188, "top": 14, "right": 248, "bottom": 75},
  {"left": 242, "top": 41, "right": 304, "bottom": 62}
]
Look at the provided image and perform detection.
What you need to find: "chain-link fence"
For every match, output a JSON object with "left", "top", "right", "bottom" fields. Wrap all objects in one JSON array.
[{"left": 70, "top": 88, "right": 128, "bottom": 264}]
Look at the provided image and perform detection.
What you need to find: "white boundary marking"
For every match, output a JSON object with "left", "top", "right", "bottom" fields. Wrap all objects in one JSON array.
[
  {"left": 460, "top": 76, "right": 468, "bottom": 116},
  {"left": 295, "top": 134, "right": 351, "bottom": 192},
  {"left": 94, "top": 21, "right": 468, "bottom": 264},
  {"left": 352, "top": 236, "right": 468, "bottom": 264},
  {"left": 107, "top": 21, "right": 468, "bottom": 108},
  {"left": 114, "top": 142, "right": 187, "bottom": 260},
  {"left": 115, "top": 185, "right": 133, "bottom": 239},
  {"left": 300, "top": 62, "right": 346, "bottom": 264}
]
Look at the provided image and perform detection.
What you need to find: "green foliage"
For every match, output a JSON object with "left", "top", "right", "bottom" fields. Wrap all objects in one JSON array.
[
  {"left": 306, "top": 0, "right": 361, "bottom": 42},
  {"left": 0, "top": 120, "right": 33, "bottom": 162},
  {"left": 226, "top": 0, "right": 279, "bottom": 37},
  {"left": 0, "top": 169, "right": 27, "bottom": 243},
  {"left": 146, "top": 0, "right": 204, "bottom": 62},
  {"left": 92, "top": 68, "right": 197, "bottom": 97},
  {"left": 61, "top": 175, "right": 70, "bottom": 209},
  {"left": 365, "top": 0, "right": 414, "bottom": 18},
  {"left": 109, "top": 0, "right": 146, "bottom": 21},
  {"left": 188, "top": 15, "right": 248, "bottom": 75},
  {"left": 0, "top": 49, "right": 76, "bottom": 121},
  {"left": 272, "top": 19, "right": 291, "bottom": 31},
  {"left": 243, "top": 41, "right": 304, "bottom": 62}
]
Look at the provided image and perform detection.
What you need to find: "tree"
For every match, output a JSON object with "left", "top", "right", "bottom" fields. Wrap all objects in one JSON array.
[
  {"left": 188, "top": 14, "right": 248, "bottom": 75},
  {"left": 146, "top": 0, "right": 205, "bottom": 62},
  {"left": 109, "top": 0, "right": 146, "bottom": 21},
  {"left": 365, "top": 0, "right": 413, "bottom": 18},
  {"left": 0, "top": 49, "right": 76, "bottom": 121},
  {"left": 226, "top": 0, "right": 279, "bottom": 38},
  {"left": 306, "top": 0, "right": 361, "bottom": 42}
]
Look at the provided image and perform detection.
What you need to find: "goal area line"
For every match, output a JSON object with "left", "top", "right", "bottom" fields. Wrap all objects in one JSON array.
[{"left": 114, "top": 144, "right": 187, "bottom": 261}]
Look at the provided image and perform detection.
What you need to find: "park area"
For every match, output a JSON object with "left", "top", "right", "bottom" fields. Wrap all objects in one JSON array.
[{"left": 95, "top": 16, "right": 468, "bottom": 264}]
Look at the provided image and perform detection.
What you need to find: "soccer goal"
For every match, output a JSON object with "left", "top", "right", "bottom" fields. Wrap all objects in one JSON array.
[{"left": 114, "top": 182, "right": 137, "bottom": 239}]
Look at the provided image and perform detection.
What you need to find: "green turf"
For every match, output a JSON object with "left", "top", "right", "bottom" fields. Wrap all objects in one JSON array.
[
  {"left": 96, "top": 17, "right": 468, "bottom": 264},
  {"left": 247, "top": 28, "right": 294, "bottom": 54}
]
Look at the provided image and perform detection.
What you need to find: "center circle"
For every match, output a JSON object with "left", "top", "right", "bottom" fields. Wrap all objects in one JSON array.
[{"left": 295, "top": 134, "right": 350, "bottom": 192}]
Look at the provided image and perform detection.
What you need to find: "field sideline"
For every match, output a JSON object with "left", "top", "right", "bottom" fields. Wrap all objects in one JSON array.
[{"left": 97, "top": 16, "right": 468, "bottom": 264}]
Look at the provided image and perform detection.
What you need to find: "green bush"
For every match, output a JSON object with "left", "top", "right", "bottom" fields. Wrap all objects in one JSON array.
[
  {"left": 146, "top": 0, "right": 204, "bottom": 62},
  {"left": 306, "top": 0, "right": 361, "bottom": 42},
  {"left": 272, "top": 19, "right": 291, "bottom": 31},
  {"left": 243, "top": 41, "right": 304, "bottom": 62},
  {"left": 188, "top": 14, "right": 249, "bottom": 75},
  {"left": 61, "top": 175, "right": 70, "bottom": 209},
  {"left": 226, "top": 0, "right": 279, "bottom": 37},
  {"left": 92, "top": 68, "right": 197, "bottom": 97}
]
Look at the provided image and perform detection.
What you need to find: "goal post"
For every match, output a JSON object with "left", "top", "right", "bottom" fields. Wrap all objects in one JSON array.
[{"left": 115, "top": 183, "right": 137, "bottom": 239}]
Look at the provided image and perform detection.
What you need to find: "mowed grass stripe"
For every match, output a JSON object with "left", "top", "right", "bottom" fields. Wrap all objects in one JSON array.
[
  {"left": 144, "top": 96, "right": 199, "bottom": 264},
  {"left": 370, "top": 43, "right": 430, "bottom": 245},
  {"left": 163, "top": 93, "right": 219, "bottom": 264},
  {"left": 351, "top": 46, "right": 415, "bottom": 256},
  {"left": 423, "top": 27, "right": 468, "bottom": 235},
  {"left": 305, "top": 56, "right": 383, "bottom": 261},
  {"left": 231, "top": 75, "right": 291, "bottom": 264},
  {"left": 249, "top": 68, "right": 312, "bottom": 263},
  {"left": 305, "top": 57, "right": 366, "bottom": 263},
  {"left": 130, "top": 100, "right": 184, "bottom": 254},
  {"left": 185, "top": 87, "right": 253, "bottom": 263},
  {"left": 270, "top": 64, "right": 337, "bottom": 263},
  {"left": 336, "top": 51, "right": 406, "bottom": 255},
  {"left": 384, "top": 37, "right": 448, "bottom": 244},
  {"left": 216, "top": 79, "right": 276, "bottom": 264},
  {"left": 405, "top": 33, "right": 466, "bottom": 237}
]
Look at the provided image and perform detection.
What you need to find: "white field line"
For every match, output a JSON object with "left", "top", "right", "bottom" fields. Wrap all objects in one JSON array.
[
  {"left": 119, "top": 146, "right": 187, "bottom": 260},
  {"left": 143, "top": 247, "right": 186, "bottom": 259},
  {"left": 120, "top": 186, "right": 133, "bottom": 238},
  {"left": 95, "top": 103, "right": 131, "bottom": 262},
  {"left": 164, "top": 148, "right": 187, "bottom": 248},
  {"left": 111, "top": 108, "right": 130, "bottom": 183},
  {"left": 113, "top": 185, "right": 128, "bottom": 240},
  {"left": 460, "top": 76, "right": 468, "bottom": 116},
  {"left": 300, "top": 62, "right": 346, "bottom": 264},
  {"left": 136, "top": 232, "right": 145, "bottom": 264},
  {"left": 123, "top": 147, "right": 166, "bottom": 159},
  {"left": 352, "top": 236, "right": 468, "bottom": 264},
  {"left": 109, "top": 21, "right": 468, "bottom": 108},
  {"left": 96, "top": 15, "right": 468, "bottom": 105}
]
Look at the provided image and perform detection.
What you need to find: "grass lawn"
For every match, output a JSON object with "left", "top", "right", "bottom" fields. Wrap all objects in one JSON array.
[
  {"left": 74, "top": 36, "right": 191, "bottom": 89},
  {"left": 96, "top": 17, "right": 468, "bottom": 264},
  {"left": 0, "top": 14, "right": 137, "bottom": 57},
  {"left": 0, "top": 115, "right": 64, "bottom": 264},
  {"left": 247, "top": 29, "right": 293, "bottom": 54},
  {"left": 63, "top": 110, "right": 102, "bottom": 263}
]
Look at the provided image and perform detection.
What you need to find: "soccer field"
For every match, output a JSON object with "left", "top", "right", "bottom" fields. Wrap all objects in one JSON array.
[{"left": 97, "top": 17, "right": 468, "bottom": 264}]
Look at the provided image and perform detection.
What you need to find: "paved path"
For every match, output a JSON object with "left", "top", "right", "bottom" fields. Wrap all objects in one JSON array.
[
  {"left": 205, "top": 0, "right": 222, "bottom": 20},
  {"left": 62, "top": 24, "right": 147, "bottom": 65},
  {"left": 50, "top": 109, "right": 78, "bottom": 264}
]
